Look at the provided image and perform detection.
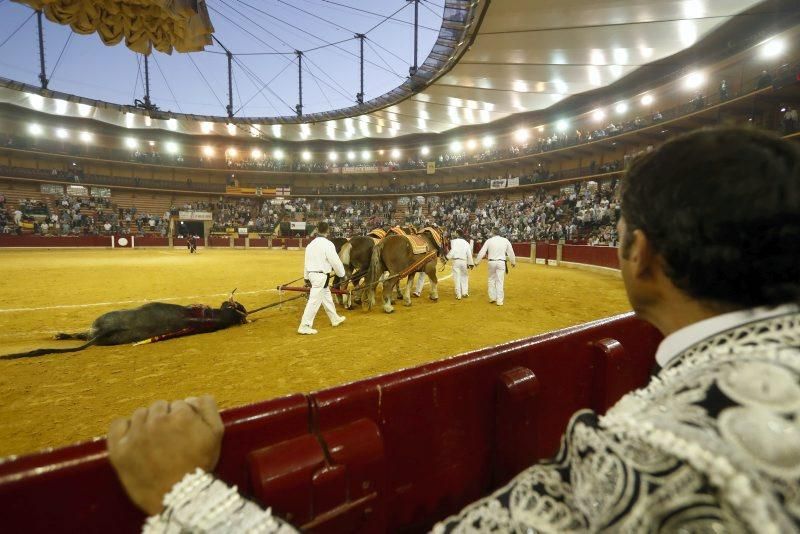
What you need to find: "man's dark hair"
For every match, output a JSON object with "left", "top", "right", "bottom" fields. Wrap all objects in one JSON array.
[
  {"left": 622, "top": 126, "right": 800, "bottom": 308},
  {"left": 455, "top": 228, "right": 464, "bottom": 237},
  {"left": 316, "top": 221, "right": 329, "bottom": 234}
]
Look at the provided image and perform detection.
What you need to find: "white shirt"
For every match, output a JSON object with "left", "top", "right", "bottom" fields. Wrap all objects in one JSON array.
[
  {"left": 655, "top": 303, "right": 800, "bottom": 368},
  {"left": 476, "top": 235, "right": 516, "bottom": 265},
  {"left": 303, "top": 236, "right": 345, "bottom": 279},
  {"left": 447, "top": 238, "right": 474, "bottom": 265}
]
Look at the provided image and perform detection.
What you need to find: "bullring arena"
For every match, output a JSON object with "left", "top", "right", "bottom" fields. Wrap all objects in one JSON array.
[
  {"left": 0, "top": 247, "right": 629, "bottom": 458},
  {"left": 0, "top": 0, "right": 799, "bottom": 531}
]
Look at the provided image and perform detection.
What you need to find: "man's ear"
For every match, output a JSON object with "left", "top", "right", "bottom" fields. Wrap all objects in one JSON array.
[{"left": 629, "top": 229, "right": 657, "bottom": 279}]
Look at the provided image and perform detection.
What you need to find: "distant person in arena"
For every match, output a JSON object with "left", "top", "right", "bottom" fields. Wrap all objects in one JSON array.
[
  {"left": 296, "top": 221, "right": 346, "bottom": 335},
  {"left": 446, "top": 228, "right": 475, "bottom": 300},
  {"left": 106, "top": 127, "right": 799, "bottom": 532},
  {"left": 187, "top": 234, "right": 197, "bottom": 254},
  {"left": 474, "top": 227, "right": 516, "bottom": 305}
]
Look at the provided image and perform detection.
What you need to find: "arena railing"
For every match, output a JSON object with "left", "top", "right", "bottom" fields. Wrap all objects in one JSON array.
[{"left": 0, "top": 311, "right": 661, "bottom": 533}]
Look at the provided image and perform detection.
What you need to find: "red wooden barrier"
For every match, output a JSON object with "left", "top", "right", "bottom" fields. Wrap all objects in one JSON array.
[
  {"left": 511, "top": 242, "right": 531, "bottom": 258},
  {"left": 561, "top": 244, "right": 619, "bottom": 269},
  {"left": 136, "top": 236, "right": 170, "bottom": 247},
  {"left": 0, "top": 235, "right": 111, "bottom": 247},
  {"left": 0, "top": 312, "right": 661, "bottom": 533},
  {"left": 208, "top": 236, "right": 229, "bottom": 248}
]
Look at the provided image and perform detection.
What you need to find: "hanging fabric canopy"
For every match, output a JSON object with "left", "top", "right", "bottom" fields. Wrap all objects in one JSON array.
[{"left": 12, "top": 0, "right": 214, "bottom": 54}]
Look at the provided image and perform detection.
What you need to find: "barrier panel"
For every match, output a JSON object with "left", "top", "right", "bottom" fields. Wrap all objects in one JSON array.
[
  {"left": 234, "top": 237, "right": 246, "bottom": 247},
  {"left": 561, "top": 244, "right": 619, "bottom": 269},
  {"left": 511, "top": 242, "right": 531, "bottom": 258},
  {"left": 208, "top": 236, "right": 229, "bottom": 248},
  {"left": 249, "top": 238, "right": 268, "bottom": 247},
  {"left": 0, "top": 235, "right": 110, "bottom": 247},
  {"left": 535, "top": 241, "right": 550, "bottom": 263},
  {"left": 0, "top": 312, "right": 661, "bottom": 533},
  {"left": 135, "top": 236, "right": 170, "bottom": 247}
]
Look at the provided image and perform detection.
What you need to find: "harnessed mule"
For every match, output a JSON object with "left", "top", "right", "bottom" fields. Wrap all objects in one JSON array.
[
  {"left": 365, "top": 227, "right": 446, "bottom": 313},
  {"left": 337, "top": 227, "right": 415, "bottom": 309}
]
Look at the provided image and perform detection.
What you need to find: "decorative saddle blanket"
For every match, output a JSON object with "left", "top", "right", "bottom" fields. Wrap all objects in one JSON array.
[
  {"left": 419, "top": 227, "right": 443, "bottom": 249},
  {"left": 367, "top": 228, "right": 387, "bottom": 241},
  {"left": 389, "top": 226, "right": 411, "bottom": 236},
  {"left": 405, "top": 234, "right": 430, "bottom": 255}
]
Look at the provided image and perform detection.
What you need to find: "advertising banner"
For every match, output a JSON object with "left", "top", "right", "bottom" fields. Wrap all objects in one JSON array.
[{"left": 178, "top": 211, "right": 213, "bottom": 221}]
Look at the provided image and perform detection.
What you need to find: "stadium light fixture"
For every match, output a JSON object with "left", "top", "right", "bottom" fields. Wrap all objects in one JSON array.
[
  {"left": 28, "top": 123, "right": 43, "bottom": 136},
  {"left": 513, "top": 128, "right": 529, "bottom": 143},
  {"left": 166, "top": 118, "right": 178, "bottom": 131},
  {"left": 378, "top": 149, "right": 385, "bottom": 156},
  {"left": 466, "top": 139, "right": 477, "bottom": 150},
  {"left": 641, "top": 94, "right": 654, "bottom": 106},
  {"left": 251, "top": 149, "right": 262, "bottom": 159},
  {"left": 615, "top": 102, "right": 628, "bottom": 114},
  {"left": 761, "top": 37, "right": 786, "bottom": 59},
  {"left": 77, "top": 103, "right": 92, "bottom": 117},
  {"left": 201, "top": 122, "right": 214, "bottom": 134},
  {"left": 79, "top": 131, "right": 93, "bottom": 142},
  {"left": 227, "top": 147, "right": 238, "bottom": 158},
  {"left": 482, "top": 136, "right": 494, "bottom": 148},
  {"left": 347, "top": 151, "right": 356, "bottom": 161},
  {"left": 390, "top": 148, "right": 401, "bottom": 159},
  {"left": 421, "top": 146, "right": 430, "bottom": 156},
  {"left": 556, "top": 120, "right": 569, "bottom": 132},
  {"left": 302, "top": 151, "right": 311, "bottom": 161},
  {"left": 328, "top": 151, "right": 338, "bottom": 162},
  {"left": 684, "top": 71, "right": 705, "bottom": 90},
  {"left": 28, "top": 93, "right": 44, "bottom": 110},
  {"left": 166, "top": 141, "right": 179, "bottom": 154},
  {"left": 273, "top": 149, "right": 284, "bottom": 160},
  {"left": 361, "top": 150, "right": 370, "bottom": 161},
  {"left": 125, "top": 137, "right": 138, "bottom": 149},
  {"left": 148, "top": 140, "right": 156, "bottom": 147},
  {"left": 202, "top": 146, "right": 214, "bottom": 157},
  {"left": 55, "top": 99, "right": 68, "bottom": 115},
  {"left": 592, "top": 109, "right": 606, "bottom": 122},
  {"left": 55, "top": 128, "right": 69, "bottom": 140},
  {"left": 450, "top": 140, "right": 462, "bottom": 152},
  {"left": 226, "top": 123, "right": 237, "bottom": 136}
]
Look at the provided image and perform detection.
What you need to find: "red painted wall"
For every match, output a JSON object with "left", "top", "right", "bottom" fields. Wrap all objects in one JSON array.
[{"left": 561, "top": 244, "right": 619, "bottom": 269}]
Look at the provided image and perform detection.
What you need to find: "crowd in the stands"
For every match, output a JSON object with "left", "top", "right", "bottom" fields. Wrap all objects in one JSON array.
[
  {"left": 0, "top": 192, "right": 171, "bottom": 237},
  {"left": 405, "top": 179, "right": 621, "bottom": 244}
]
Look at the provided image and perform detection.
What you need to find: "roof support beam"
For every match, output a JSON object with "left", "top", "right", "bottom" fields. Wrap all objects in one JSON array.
[{"left": 36, "top": 10, "right": 48, "bottom": 90}]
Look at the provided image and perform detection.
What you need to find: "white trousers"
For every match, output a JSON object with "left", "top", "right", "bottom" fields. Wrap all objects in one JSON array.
[
  {"left": 487, "top": 260, "right": 506, "bottom": 304},
  {"left": 299, "top": 273, "right": 339, "bottom": 328},
  {"left": 414, "top": 272, "right": 427, "bottom": 295},
  {"left": 452, "top": 260, "right": 469, "bottom": 298}
]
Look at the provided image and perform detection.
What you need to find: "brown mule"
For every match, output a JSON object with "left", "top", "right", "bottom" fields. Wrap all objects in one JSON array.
[
  {"left": 365, "top": 229, "right": 445, "bottom": 313},
  {"left": 338, "top": 235, "right": 403, "bottom": 309}
]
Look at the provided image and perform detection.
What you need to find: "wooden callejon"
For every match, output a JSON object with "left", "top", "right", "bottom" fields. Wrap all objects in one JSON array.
[{"left": 365, "top": 227, "right": 447, "bottom": 313}]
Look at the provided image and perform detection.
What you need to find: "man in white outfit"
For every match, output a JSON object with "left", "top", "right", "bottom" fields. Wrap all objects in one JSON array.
[
  {"left": 297, "top": 221, "right": 346, "bottom": 335},
  {"left": 446, "top": 229, "right": 474, "bottom": 299},
  {"left": 475, "top": 228, "right": 516, "bottom": 306}
]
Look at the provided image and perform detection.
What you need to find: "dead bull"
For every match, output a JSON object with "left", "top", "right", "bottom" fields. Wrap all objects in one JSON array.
[{"left": 0, "top": 301, "right": 248, "bottom": 360}]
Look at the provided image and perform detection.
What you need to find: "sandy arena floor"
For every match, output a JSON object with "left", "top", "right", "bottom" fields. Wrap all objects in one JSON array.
[{"left": 0, "top": 248, "right": 630, "bottom": 458}]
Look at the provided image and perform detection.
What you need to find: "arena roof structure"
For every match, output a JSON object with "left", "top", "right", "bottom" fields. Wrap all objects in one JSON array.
[{"left": 0, "top": 0, "right": 797, "bottom": 142}]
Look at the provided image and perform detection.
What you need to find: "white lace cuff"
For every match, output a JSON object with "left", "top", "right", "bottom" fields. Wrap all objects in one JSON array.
[{"left": 142, "top": 468, "right": 297, "bottom": 533}]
